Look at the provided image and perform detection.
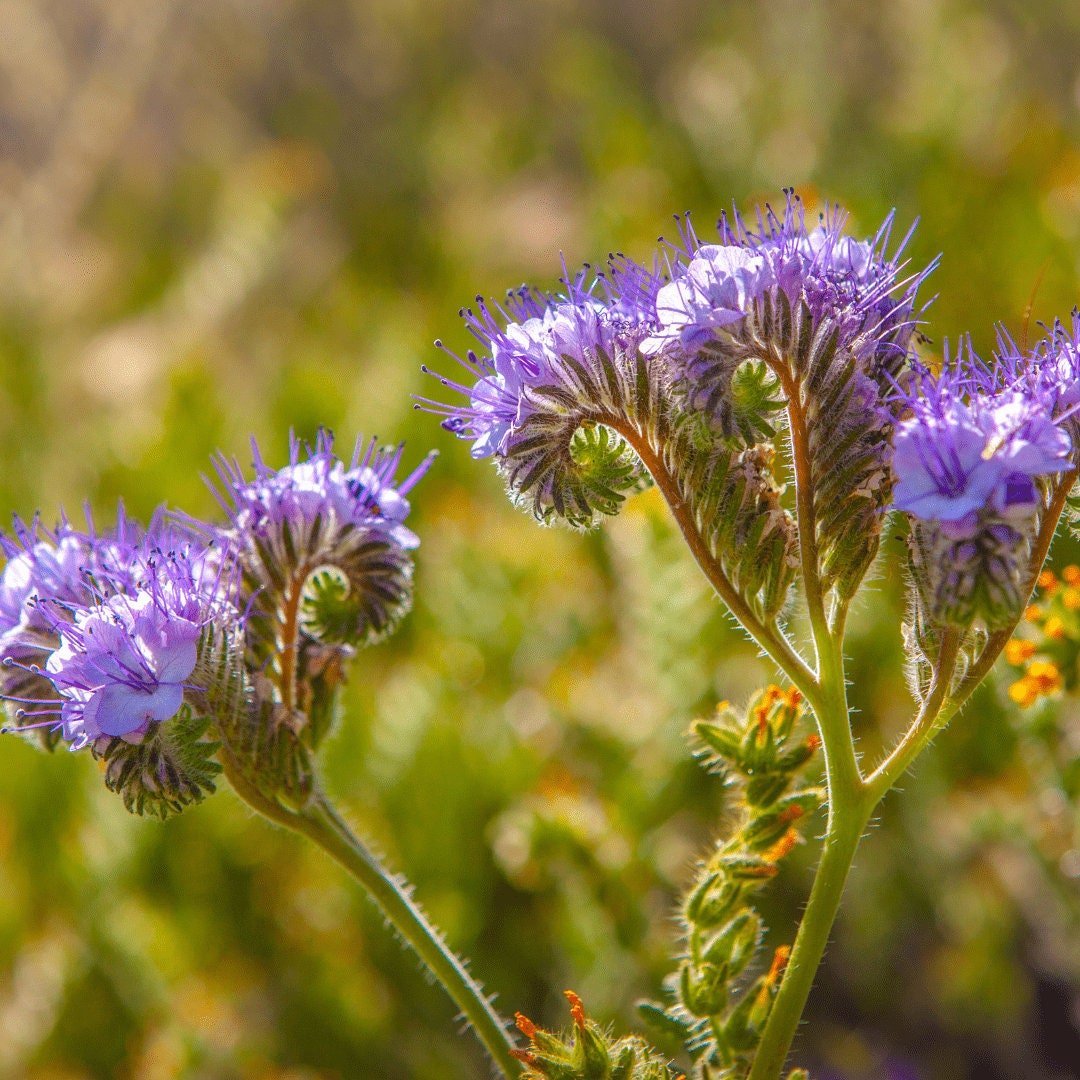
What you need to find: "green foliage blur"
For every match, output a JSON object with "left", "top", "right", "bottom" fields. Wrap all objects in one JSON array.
[{"left": 0, "top": 2, "right": 1078, "bottom": 1078}]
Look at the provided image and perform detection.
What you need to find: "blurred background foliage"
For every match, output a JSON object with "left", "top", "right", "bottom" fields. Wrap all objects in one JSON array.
[{"left": 0, "top": 1, "right": 1078, "bottom": 1077}]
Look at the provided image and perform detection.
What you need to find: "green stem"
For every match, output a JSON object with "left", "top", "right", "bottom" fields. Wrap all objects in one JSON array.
[
  {"left": 746, "top": 666, "right": 869, "bottom": 1080},
  {"left": 611, "top": 419, "right": 818, "bottom": 700},
  {"left": 865, "top": 630, "right": 961, "bottom": 802},
  {"left": 745, "top": 794, "right": 868, "bottom": 1080},
  {"left": 223, "top": 762, "right": 520, "bottom": 1078}
]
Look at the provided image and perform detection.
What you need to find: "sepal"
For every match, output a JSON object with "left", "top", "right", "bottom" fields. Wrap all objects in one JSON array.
[
  {"left": 94, "top": 705, "right": 221, "bottom": 819},
  {"left": 907, "top": 518, "right": 1033, "bottom": 630}
]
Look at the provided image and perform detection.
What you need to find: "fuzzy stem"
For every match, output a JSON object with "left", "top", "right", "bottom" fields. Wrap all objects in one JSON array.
[
  {"left": 610, "top": 419, "right": 819, "bottom": 701},
  {"left": 744, "top": 357, "right": 868, "bottom": 1076},
  {"left": 276, "top": 572, "right": 306, "bottom": 714},
  {"left": 864, "top": 629, "right": 960, "bottom": 801},
  {"left": 745, "top": 784, "right": 870, "bottom": 1080},
  {"left": 222, "top": 761, "right": 519, "bottom": 1078},
  {"left": 746, "top": 667, "right": 869, "bottom": 1080}
]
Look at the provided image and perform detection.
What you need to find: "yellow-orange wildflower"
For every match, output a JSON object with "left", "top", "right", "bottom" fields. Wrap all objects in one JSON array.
[{"left": 1004, "top": 639, "right": 1037, "bottom": 666}]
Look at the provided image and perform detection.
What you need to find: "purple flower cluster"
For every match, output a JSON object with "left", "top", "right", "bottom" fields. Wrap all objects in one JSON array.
[
  {"left": 892, "top": 341, "right": 1074, "bottom": 536},
  {"left": 213, "top": 431, "right": 433, "bottom": 551},
  {"left": 39, "top": 560, "right": 219, "bottom": 749},
  {"left": 421, "top": 271, "right": 647, "bottom": 460},
  {"left": 643, "top": 196, "right": 928, "bottom": 364},
  {"left": 424, "top": 193, "right": 934, "bottom": 464},
  {"left": 1, "top": 433, "right": 433, "bottom": 758},
  {"left": 1, "top": 518, "right": 233, "bottom": 750},
  {"left": 0, "top": 511, "right": 140, "bottom": 648}
]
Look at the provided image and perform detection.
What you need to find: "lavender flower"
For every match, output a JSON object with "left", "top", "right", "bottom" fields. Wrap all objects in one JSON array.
[
  {"left": 421, "top": 269, "right": 666, "bottom": 528},
  {"left": 0, "top": 512, "right": 140, "bottom": 642},
  {"left": 894, "top": 344, "right": 1073, "bottom": 629},
  {"left": 6, "top": 533, "right": 236, "bottom": 749},
  {"left": 0, "top": 512, "right": 149, "bottom": 748},
  {"left": 212, "top": 432, "right": 434, "bottom": 715},
  {"left": 893, "top": 371, "right": 1072, "bottom": 536},
  {"left": 642, "top": 244, "right": 769, "bottom": 355},
  {"left": 215, "top": 430, "right": 431, "bottom": 550},
  {"left": 422, "top": 272, "right": 645, "bottom": 461},
  {"left": 639, "top": 193, "right": 935, "bottom": 382}
]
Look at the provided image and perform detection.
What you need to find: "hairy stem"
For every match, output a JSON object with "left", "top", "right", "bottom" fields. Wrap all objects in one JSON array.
[
  {"left": 746, "top": 671, "right": 868, "bottom": 1080},
  {"left": 869, "top": 471, "right": 1074, "bottom": 800},
  {"left": 775, "top": 366, "right": 831, "bottom": 674},
  {"left": 276, "top": 573, "right": 305, "bottom": 714},
  {"left": 744, "top": 356, "right": 870, "bottom": 1077},
  {"left": 746, "top": 789, "right": 869, "bottom": 1080},
  {"left": 611, "top": 420, "right": 819, "bottom": 702},
  {"left": 222, "top": 760, "right": 519, "bottom": 1078},
  {"left": 865, "top": 629, "right": 961, "bottom": 801}
]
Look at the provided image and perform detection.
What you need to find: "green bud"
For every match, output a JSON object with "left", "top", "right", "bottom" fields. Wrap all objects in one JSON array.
[
  {"left": 636, "top": 1001, "right": 694, "bottom": 1047},
  {"left": 522, "top": 1052, "right": 582, "bottom": 1080},
  {"left": 609, "top": 1043, "right": 637, "bottom": 1080},
  {"left": 679, "top": 959, "right": 728, "bottom": 1018},
  {"left": 740, "top": 717, "right": 776, "bottom": 773},
  {"left": 722, "top": 977, "right": 766, "bottom": 1053},
  {"left": 690, "top": 718, "right": 741, "bottom": 765},
  {"left": 742, "top": 790, "right": 821, "bottom": 852},
  {"left": 686, "top": 869, "right": 744, "bottom": 928},
  {"left": 572, "top": 1021, "right": 612, "bottom": 1078},
  {"left": 742, "top": 807, "right": 796, "bottom": 852},
  {"left": 716, "top": 851, "right": 778, "bottom": 882},
  {"left": 745, "top": 771, "right": 792, "bottom": 807},
  {"left": 776, "top": 737, "right": 819, "bottom": 773},
  {"left": 702, "top": 911, "right": 762, "bottom": 979}
]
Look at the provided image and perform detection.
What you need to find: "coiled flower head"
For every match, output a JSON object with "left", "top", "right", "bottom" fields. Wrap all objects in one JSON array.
[
  {"left": 640, "top": 192, "right": 936, "bottom": 416},
  {"left": 212, "top": 431, "right": 433, "bottom": 748},
  {"left": 422, "top": 270, "right": 663, "bottom": 528}
]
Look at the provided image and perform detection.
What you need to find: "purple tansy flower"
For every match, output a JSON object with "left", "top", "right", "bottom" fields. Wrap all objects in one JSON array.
[
  {"left": 893, "top": 370, "right": 1071, "bottom": 535},
  {"left": 215, "top": 430, "right": 431, "bottom": 552},
  {"left": 642, "top": 244, "right": 769, "bottom": 355},
  {"left": 421, "top": 270, "right": 641, "bottom": 461},
  {"left": 0, "top": 509, "right": 146, "bottom": 640},
  {"left": 895, "top": 344, "right": 1073, "bottom": 630},
  {"left": 43, "top": 589, "right": 205, "bottom": 748},
  {"left": 212, "top": 431, "right": 433, "bottom": 661},
  {"left": 0, "top": 510, "right": 153, "bottom": 748},
  {"left": 6, "top": 531, "right": 237, "bottom": 751},
  {"left": 422, "top": 266, "right": 670, "bottom": 527},
  {"left": 637, "top": 193, "right": 936, "bottom": 379}
]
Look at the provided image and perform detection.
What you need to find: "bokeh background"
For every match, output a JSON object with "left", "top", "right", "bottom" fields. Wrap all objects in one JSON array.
[{"left": 0, "top": 1, "right": 1079, "bottom": 1077}]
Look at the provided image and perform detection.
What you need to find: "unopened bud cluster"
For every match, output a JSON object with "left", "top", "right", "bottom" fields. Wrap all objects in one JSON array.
[
  {"left": 512, "top": 991, "right": 680, "bottom": 1080},
  {"left": 638, "top": 687, "right": 822, "bottom": 1078}
]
